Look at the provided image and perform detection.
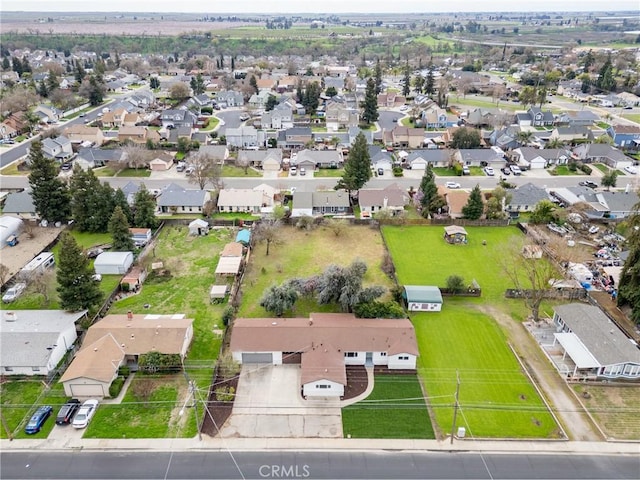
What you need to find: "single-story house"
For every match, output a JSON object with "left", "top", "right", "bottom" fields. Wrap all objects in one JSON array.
[
  {"left": 94, "top": 251, "right": 134, "bottom": 275},
  {"left": 1, "top": 310, "right": 87, "bottom": 376},
  {"left": 294, "top": 149, "right": 343, "bottom": 169},
  {"left": 552, "top": 304, "right": 640, "bottom": 380},
  {"left": 63, "top": 125, "right": 106, "bottom": 146},
  {"left": 511, "top": 147, "right": 570, "bottom": 170},
  {"left": 188, "top": 218, "right": 209, "bottom": 236},
  {"left": 75, "top": 148, "right": 125, "bottom": 170},
  {"left": 312, "top": 190, "right": 350, "bottom": 216},
  {"left": 358, "top": 184, "right": 409, "bottom": 218},
  {"left": 403, "top": 285, "right": 443, "bottom": 312},
  {"left": 2, "top": 191, "right": 37, "bottom": 220},
  {"left": 237, "top": 149, "right": 283, "bottom": 170},
  {"left": 60, "top": 313, "right": 194, "bottom": 397},
  {"left": 230, "top": 313, "right": 419, "bottom": 397},
  {"left": 454, "top": 149, "right": 505, "bottom": 167},
  {"left": 581, "top": 190, "right": 640, "bottom": 220},
  {"left": 405, "top": 150, "right": 450, "bottom": 169},
  {"left": 506, "top": 183, "right": 550, "bottom": 213},
  {"left": 572, "top": 144, "right": 632, "bottom": 170},
  {"left": 157, "top": 183, "right": 211, "bottom": 214},
  {"left": 438, "top": 186, "right": 470, "bottom": 219},
  {"left": 291, "top": 192, "right": 313, "bottom": 218},
  {"left": 217, "top": 188, "right": 271, "bottom": 214},
  {"left": 149, "top": 152, "right": 175, "bottom": 171}
]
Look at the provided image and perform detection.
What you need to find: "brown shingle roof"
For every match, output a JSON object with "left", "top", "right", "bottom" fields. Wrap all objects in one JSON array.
[
  {"left": 81, "top": 314, "right": 193, "bottom": 356},
  {"left": 59, "top": 333, "right": 125, "bottom": 383}
]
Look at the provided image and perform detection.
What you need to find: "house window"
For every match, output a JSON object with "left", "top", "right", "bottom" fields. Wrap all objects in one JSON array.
[
  {"left": 316, "top": 384, "right": 329, "bottom": 389},
  {"left": 4, "top": 367, "right": 13, "bottom": 372},
  {"left": 32, "top": 367, "right": 40, "bottom": 372},
  {"left": 398, "top": 356, "right": 409, "bottom": 361},
  {"left": 380, "top": 352, "right": 387, "bottom": 357},
  {"left": 344, "top": 352, "right": 357, "bottom": 358},
  {"left": 189, "top": 207, "right": 192, "bottom": 212}
]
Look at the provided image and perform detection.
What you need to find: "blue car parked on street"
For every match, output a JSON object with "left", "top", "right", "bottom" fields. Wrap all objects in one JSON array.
[{"left": 25, "top": 406, "right": 53, "bottom": 434}]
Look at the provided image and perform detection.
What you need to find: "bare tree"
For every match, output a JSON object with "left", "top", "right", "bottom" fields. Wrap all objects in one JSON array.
[
  {"left": 0, "top": 264, "right": 9, "bottom": 287},
  {"left": 189, "top": 152, "right": 223, "bottom": 190},
  {"left": 235, "top": 154, "right": 251, "bottom": 174},
  {"left": 1, "top": 85, "right": 39, "bottom": 114},
  {"left": 254, "top": 220, "right": 281, "bottom": 256},
  {"left": 457, "top": 77, "right": 473, "bottom": 99},
  {"left": 123, "top": 144, "right": 153, "bottom": 170},
  {"left": 491, "top": 84, "right": 506, "bottom": 105},
  {"left": 327, "top": 218, "right": 347, "bottom": 237},
  {"left": 31, "top": 270, "right": 55, "bottom": 304},
  {"left": 500, "top": 239, "right": 563, "bottom": 322},
  {"left": 169, "top": 82, "right": 190, "bottom": 101}
]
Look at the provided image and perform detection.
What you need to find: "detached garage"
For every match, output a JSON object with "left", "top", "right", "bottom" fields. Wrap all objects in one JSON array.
[
  {"left": 403, "top": 285, "right": 443, "bottom": 312},
  {"left": 94, "top": 251, "right": 134, "bottom": 275}
]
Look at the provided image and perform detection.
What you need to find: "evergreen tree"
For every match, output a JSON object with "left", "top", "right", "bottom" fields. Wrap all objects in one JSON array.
[
  {"left": 413, "top": 75, "right": 425, "bottom": 94},
  {"left": 249, "top": 75, "right": 258, "bottom": 94},
  {"left": 37, "top": 80, "right": 49, "bottom": 98},
  {"left": 617, "top": 201, "right": 640, "bottom": 323},
  {"left": 190, "top": 73, "right": 205, "bottom": 95},
  {"left": 374, "top": 59, "right": 383, "bottom": 94},
  {"left": 109, "top": 206, "right": 135, "bottom": 251},
  {"left": 113, "top": 188, "right": 133, "bottom": 224},
  {"left": 1, "top": 57, "right": 10, "bottom": 70},
  {"left": 56, "top": 232, "right": 103, "bottom": 311},
  {"left": 450, "top": 127, "right": 482, "bottom": 149},
  {"left": 47, "top": 71, "right": 60, "bottom": 92},
  {"left": 362, "top": 77, "right": 379, "bottom": 124},
  {"left": 265, "top": 94, "right": 278, "bottom": 111},
  {"left": 27, "top": 141, "right": 70, "bottom": 222},
  {"left": 336, "top": 133, "right": 371, "bottom": 195},
  {"left": 70, "top": 167, "right": 100, "bottom": 232},
  {"left": 11, "top": 56, "right": 23, "bottom": 76},
  {"left": 133, "top": 186, "right": 158, "bottom": 229},
  {"left": 419, "top": 165, "right": 438, "bottom": 216},
  {"left": 596, "top": 54, "right": 616, "bottom": 93},
  {"left": 425, "top": 67, "right": 435, "bottom": 95},
  {"left": 401, "top": 64, "right": 411, "bottom": 97},
  {"left": 461, "top": 184, "right": 484, "bottom": 220},
  {"left": 149, "top": 77, "right": 160, "bottom": 89},
  {"left": 87, "top": 75, "right": 104, "bottom": 105},
  {"left": 74, "top": 60, "right": 85, "bottom": 83}
]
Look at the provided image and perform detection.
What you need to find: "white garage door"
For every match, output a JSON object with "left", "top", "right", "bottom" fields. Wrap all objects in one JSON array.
[
  {"left": 242, "top": 353, "right": 273, "bottom": 363},
  {"left": 70, "top": 383, "right": 104, "bottom": 397}
]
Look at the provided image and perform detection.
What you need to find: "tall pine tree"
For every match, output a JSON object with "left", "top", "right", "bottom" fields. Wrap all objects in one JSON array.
[
  {"left": 618, "top": 200, "right": 640, "bottom": 323},
  {"left": 56, "top": 232, "right": 103, "bottom": 311},
  {"left": 419, "top": 165, "right": 438, "bottom": 217},
  {"left": 336, "top": 133, "right": 371, "bottom": 197},
  {"left": 109, "top": 206, "right": 135, "bottom": 251},
  {"left": 462, "top": 184, "right": 484, "bottom": 220},
  {"left": 133, "top": 186, "right": 158, "bottom": 229},
  {"left": 28, "top": 141, "right": 71, "bottom": 222},
  {"left": 362, "top": 77, "right": 379, "bottom": 124}
]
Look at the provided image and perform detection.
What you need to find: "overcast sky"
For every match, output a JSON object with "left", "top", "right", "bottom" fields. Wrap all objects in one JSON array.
[{"left": 3, "top": 0, "right": 639, "bottom": 13}]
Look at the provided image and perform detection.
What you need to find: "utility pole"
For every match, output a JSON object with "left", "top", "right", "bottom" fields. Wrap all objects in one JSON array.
[
  {"left": 1, "top": 411, "right": 13, "bottom": 441},
  {"left": 190, "top": 380, "right": 202, "bottom": 441},
  {"left": 450, "top": 370, "right": 460, "bottom": 445}
]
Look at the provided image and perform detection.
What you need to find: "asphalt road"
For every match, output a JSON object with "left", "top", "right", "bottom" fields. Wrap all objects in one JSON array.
[
  {"left": 215, "top": 110, "right": 245, "bottom": 136},
  {"left": 2, "top": 451, "right": 638, "bottom": 479},
  {"left": 378, "top": 109, "right": 405, "bottom": 132}
]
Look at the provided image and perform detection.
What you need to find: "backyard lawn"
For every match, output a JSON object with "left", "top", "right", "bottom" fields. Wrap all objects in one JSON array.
[
  {"left": 238, "top": 224, "right": 394, "bottom": 318},
  {"left": 342, "top": 374, "right": 434, "bottom": 439},
  {"left": 382, "top": 225, "right": 560, "bottom": 438}
]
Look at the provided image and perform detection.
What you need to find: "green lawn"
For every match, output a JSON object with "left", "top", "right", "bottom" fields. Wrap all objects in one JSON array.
[
  {"left": 238, "top": 225, "right": 394, "bottom": 318},
  {"left": 622, "top": 114, "right": 640, "bottom": 124},
  {"left": 382, "top": 226, "right": 559, "bottom": 438},
  {"left": 0, "top": 380, "right": 68, "bottom": 440},
  {"left": 433, "top": 167, "right": 484, "bottom": 177},
  {"left": 315, "top": 168, "right": 345, "bottom": 177},
  {"left": 0, "top": 162, "right": 24, "bottom": 175},
  {"left": 84, "top": 376, "right": 182, "bottom": 438},
  {"left": 221, "top": 165, "right": 261, "bottom": 177},
  {"left": 594, "top": 163, "right": 611, "bottom": 173},
  {"left": 117, "top": 168, "right": 151, "bottom": 177},
  {"left": 201, "top": 117, "right": 220, "bottom": 131},
  {"left": 342, "top": 374, "right": 434, "bottom": 439},
  {"left": 549, "top": 166, "right": 586, "bottom": 176},
  {"left": 209, "top": 212, "right": 259, "bottom": 221}
]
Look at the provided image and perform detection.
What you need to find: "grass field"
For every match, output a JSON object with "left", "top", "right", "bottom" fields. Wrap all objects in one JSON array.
[
  {"left": 382, "top": 226, "right": 560, "bottom": 438},
  {"left": 221, "top": 165, "right": 261, "bottom": 177},
  {"left": 0, "top": 380, "right": 68, "bottom": 440},
  {"left": 622, "top": 114, "right": 640, "bottom": 124},
  {"left": 572, "top": 385, "right": 640, "bottom": 440},
  {"left": 238, "top": 225, "right": 394, "bottom": 318},
  {"left": 342, "top": 375, "right": 435, "bottom": 439},
  {"left": 83, "top": 375, "right": 189, "bottom": 438},
  {"left": 315, "top": 168, "right": 345, "bottom": 177}
]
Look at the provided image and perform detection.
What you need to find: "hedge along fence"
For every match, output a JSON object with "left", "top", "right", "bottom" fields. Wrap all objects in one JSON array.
[{"left": 504, "top": 288, "right": 587, "bottom": 301}]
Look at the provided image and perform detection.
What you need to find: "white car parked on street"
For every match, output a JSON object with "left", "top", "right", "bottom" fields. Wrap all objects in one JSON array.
[
  {"left": 624, "top": 165, "right": 637, "bottom": 175},
  {"left": 445, "top": 181, "right": 461, "bottom": 189}
]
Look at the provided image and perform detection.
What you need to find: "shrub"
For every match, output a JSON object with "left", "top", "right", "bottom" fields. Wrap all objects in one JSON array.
[
  {"left": 109, "top": 376, "right": 125, "bottom": 398},
  {"left": 118, "top": 365, "right": 130, "bottom": 377},
  {"left": 579, "top": 164, "right": 592, "bottom": 175},
  {"left": 446, "top": 275, "right": 465, "bottom": 293},
  {"left": 381, "top": 252, "right": 396, "bottom": 279},
  {"left": 567, "top": 162, "right": 578, "bottom": 172},
  {"left": 453, "top": 163, "right": 463, "bottom": 176},
  {"left": 353, "top": 301, "right": 406, "bottom": 319},
  {"left": 138, "top": 352, "right": 182, "bottom": 374},
  {"left": 201, "top": 106, "right": 213, "bottom": 114},
  {"left": 215, "top": 386, "right": 236, "bottom": 402},
  {"left": 392, "top": 166, "right": 404, "bottom": 177},
  {"left": 222, "top": 305, "right": 235, "bottom": 326}
]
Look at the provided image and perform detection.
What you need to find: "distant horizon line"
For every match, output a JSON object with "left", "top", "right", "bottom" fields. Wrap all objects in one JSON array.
[{"left": 3, "top": 9, "right": 639, "bottom": 14}]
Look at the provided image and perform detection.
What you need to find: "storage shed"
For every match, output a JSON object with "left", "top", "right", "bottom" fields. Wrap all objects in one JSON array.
[
  {"left": 188, "top": 219, "right": 209, "bottom": 236},
  {"left": 403, "top": 285, "right": 443, "bottom": 312},
  {"left": 94, "top": 252, "right": 134, "bottom": 275},
  {"left": 443, "top": 225, "right": 468, "bottom": 244}
]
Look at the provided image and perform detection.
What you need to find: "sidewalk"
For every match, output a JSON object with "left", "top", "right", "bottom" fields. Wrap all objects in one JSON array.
[{"left": 2, "top": 435, "right": 639, "bottom": 454}]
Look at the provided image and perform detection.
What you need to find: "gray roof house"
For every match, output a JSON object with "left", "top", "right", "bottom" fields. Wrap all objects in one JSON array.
[
  {"left": 506, "top": 183, "right": 549, "bottom": 213},
  {"left": 160, "top": 109, "right": 197, "bottom": 128},
  {"left": 582, "top": 190, "right": 640, "bottom": 220},
  {"left": 3, "top": 190, "right": 37, "bottom": 220},
  {"left": 312, "top": 190, "right": 350, "bottom": 216},
  {"left": 216, "top": 90, "right": 244, "bottom": 107},
  {"left": 358, "top": 183, "right": 409, "bottom": 218},
  {"left": 1, "top": 310, "right": 87, "bottom": 376},
  {"left": 226, "top": 126, "right": 265, "bottom": 148},
  {"left": 511, "top": 147, "right": 570, "bottom": 169},
  {"left": 552, "top": 304, "right": 640, "bottom": 380},
  {"left": 76, "top": 148, "right": 124, "bottom": 170},
  {"left": 405, "top": 149, "right": 450, "bottom": 169},
  {"left": 119, "top": 181, "right": 140, "bottom": 205},
  {"left": 295, "top": 150, "right": 343, "bottom": 169},
  {"left": 516, "top": 107, "right": 554, "bottom": 128},
  {"left": 556, "top": 110, "right": 600, "bottom": 127},
  {"left": 237, "top": 148, "right": 283, "bottom": 168},
  {"left": 291, "top": 192, "right": 314, "bottom": 218},
  {"left": 217, "top": 188, "right": 272, "bottom": 214},
  {"left": 455, "top": 149, "right": 505, "bottom": 167},
  {"left": 157, "top": 183, "right": 211, "bottom": 214},
  {"left": 40, "top": 136, "right": 73, "bottom": 161},
  {"left": 572, "top": 144, "right": 632, "bottom": 169}
]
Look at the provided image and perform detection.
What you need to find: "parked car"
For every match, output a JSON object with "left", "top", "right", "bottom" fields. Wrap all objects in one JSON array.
[
  {"left": 484, "top": 166, "right": 495, "bottom": 176},
  {"left": 290, "top": 166, "right": 297, "bottom": 176},
  {"left": 60, "top": 162, "right": 73, "bottom": 171},
  {"left": 176, "top": 162, "right": 186, "bottom": 172},
  {"left": 239, "top": 113, "right": 250, "bottom": 121},
  {"left": 510, "top": 165, "right": 522, "bottom": 176},
  {"left": 579, "top": 180, "right": 598, "bottom": 189},
  {"left": 72, "top": 399, "right": 99, "bottom": 429},
  {"left": 377, "top": 168, "right": 385, "bottom": 176},
  {"left": 462, "top": 166, "right": 470, "bottom": 175},
  {"left": 299, "top": 167, "right": 306, "bottom": 176},
  {"left": 2, "top": 282, "right": 27, "bottom": 303},
  {"left": 501, "top": 167, "right": 511, "bottom": 175},
  {"left": 55, "top": 399, "right": 81, "bottom": 425},
  {"left": 25, "top": 406, "right": 53, "bottom": 434},
  {"left": 445, "top": 181, "right": 461, "bottom": 189},
  {"left": 624, "top": 165, "right": 638, "bottom": 174},
  {"left": 184, "top": 165, "right": 195, "bottom": 175}
]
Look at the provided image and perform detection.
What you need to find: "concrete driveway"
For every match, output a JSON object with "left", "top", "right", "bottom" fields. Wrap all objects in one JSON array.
[{"left": 219, "top": 365, "right": 343, "bottom": 438}]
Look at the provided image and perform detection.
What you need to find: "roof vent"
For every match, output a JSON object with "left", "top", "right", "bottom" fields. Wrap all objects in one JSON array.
[
  {"left": 272, "top": 322, "right": 277, "bottom": 326},
  {"left": 94, "top": 347, "right": 98, "bottom": 352},
  {"left": 131, "top": 334, "right": 135, "bottom": 339}
]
